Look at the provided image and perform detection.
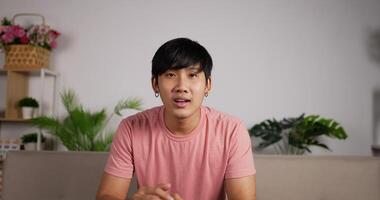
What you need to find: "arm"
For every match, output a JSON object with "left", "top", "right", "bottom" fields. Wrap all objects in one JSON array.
[
  {"left": 97, "top": 173, "right": 178, "bottom": 200},
  {"left": 98, "top": 120, "right": 133, "bottom": 200},
  {"left": 96, "top": 172, "right": 131, "bottom": 200},
  {"left": 225, "top": 175, "right": 256, "bottom": 200}
]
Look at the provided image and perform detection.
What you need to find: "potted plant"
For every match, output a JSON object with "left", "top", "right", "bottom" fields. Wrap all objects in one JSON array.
[
  {"left": 249, "top": 114, "right": 348, "bottom": 154},
  {"left": 31, "top": 89, "right": 143, "bottom": 152},
  {"left": 18, "top": 97, "right": 39, "bottom": 119},
  {"left": 21, "top": 132, "right": 45, "bottom": 151}
]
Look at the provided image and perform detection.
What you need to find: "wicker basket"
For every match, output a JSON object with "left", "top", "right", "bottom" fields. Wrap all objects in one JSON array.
[
  {"left": 4, "top": 13, "right": 50, "bottom": 70},
  {"left": 4, "top": 45, "right": 50, "bottom": 70}
]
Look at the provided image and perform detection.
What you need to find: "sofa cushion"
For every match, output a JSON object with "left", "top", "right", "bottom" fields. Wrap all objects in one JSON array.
[
  {"left": 3, "top": 151, "right": 108, "bottom": 200},
  {"left": 255, "top": 155, "right": 380, "bottom": 200}
]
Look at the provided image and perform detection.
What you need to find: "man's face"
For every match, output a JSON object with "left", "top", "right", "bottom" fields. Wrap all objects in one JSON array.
[{"left": 152, "top": 64, "right": 211, "bottom": 120}]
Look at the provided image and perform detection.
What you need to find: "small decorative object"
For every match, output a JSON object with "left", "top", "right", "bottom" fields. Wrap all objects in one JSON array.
[
  {"left": 21, "top": 133, "right": 45, "bottom": 151},
  {"left": 0, "top": 138, "right": 21, "bottom": 159},
  {"left": 18, "top": 97, "right": 39, "bottom": 119},
  {"left": 249, "top": 114, "right": 348, "bottom": 155},
  {"left": 0, "top": 13, "right": 60, "bottom": 69}
]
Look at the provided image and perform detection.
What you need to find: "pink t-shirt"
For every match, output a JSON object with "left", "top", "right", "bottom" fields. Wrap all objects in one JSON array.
[{"left": 105, "top": 106, "right": 256, "bottom": 200}]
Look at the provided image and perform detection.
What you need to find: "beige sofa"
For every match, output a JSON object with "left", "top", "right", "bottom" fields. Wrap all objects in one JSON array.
[{"left": 2, "top": 151, "right": 380, "bottom": 200}]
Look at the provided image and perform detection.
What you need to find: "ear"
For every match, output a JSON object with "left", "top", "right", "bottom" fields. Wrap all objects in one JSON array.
[
  {"left": 205, "top": 76, "right": 212, "bottom": 93},
  {"left": 151, "top": 76, "right": 159, "bottom": 93}
]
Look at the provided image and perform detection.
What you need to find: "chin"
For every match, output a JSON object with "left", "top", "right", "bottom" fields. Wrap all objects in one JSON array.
[
  {"left": 164, "top": 103, "right": 201, "bottom": 120},
  {"left": 172, "top": 110, "right": 192, "bottom": 119}
]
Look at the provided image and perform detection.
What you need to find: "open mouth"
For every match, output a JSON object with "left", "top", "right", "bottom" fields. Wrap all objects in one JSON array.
[{"left": 173, "top": 98, "right": 191, "bottom": 107}]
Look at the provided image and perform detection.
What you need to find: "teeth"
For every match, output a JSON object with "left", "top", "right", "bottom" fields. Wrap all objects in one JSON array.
[{"left": 175, "top": 99, "right": 189, "bottom": 102}]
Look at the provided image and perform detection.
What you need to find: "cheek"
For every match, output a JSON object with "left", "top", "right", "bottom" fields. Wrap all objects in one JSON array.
[
  {"left": 158, "top": 84, "right": 174, "bottom": 102},
  {"left": 158, "top": 80, "right": 172, "bottom": 91},
  {"left": 160, "top": 84, "right": 173, "bottom": 94},
  {"left": 192, "top": 83, "right": 206, "bottom": 94}
]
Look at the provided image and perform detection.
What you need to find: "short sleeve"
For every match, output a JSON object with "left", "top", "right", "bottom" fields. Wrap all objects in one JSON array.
[
  {"left": 225, "top": 121, "right": 256, "bottom": 179},
  {"left": 104, "top": 120, "right": 134, "bottom": 178}
]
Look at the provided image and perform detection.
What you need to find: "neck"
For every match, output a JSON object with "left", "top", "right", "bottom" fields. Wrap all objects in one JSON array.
[{"left": 164, "top": 108, "right": 201, "bottom": 136}]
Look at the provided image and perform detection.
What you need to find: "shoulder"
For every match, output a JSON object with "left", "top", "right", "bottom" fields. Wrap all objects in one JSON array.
[
  {"left": 202, "top": 106, "right": 249, "bottom": 151},
  {"left": 202, "top": 106, "right": 246, "bottom": 139},
  {"left": 202, "top": 106, "right": 243, "bottom": 127},
  {"left": 120, "top": 106, "right": 162, "bottom": 128}
]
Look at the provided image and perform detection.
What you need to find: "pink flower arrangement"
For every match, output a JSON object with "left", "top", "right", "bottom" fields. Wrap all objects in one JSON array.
[{"left": 0, "top": 17, "right": 60, "bottom": 51}]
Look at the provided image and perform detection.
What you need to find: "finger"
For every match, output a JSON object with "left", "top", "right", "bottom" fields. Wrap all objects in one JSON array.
[
  {"left": 133, "top": 194, "right": 161, "bottom": 200},
  {"left": 143, "top": 194, "right": 161, "bottom": 200},
  {"left": 153, "top": 187, "right": 173, "bottom": 200},
  {"left": 132, "top": 187, "right": 146, "bottom": 199},
  {"left": 133, "top": 186, "right": 159, "bottom": 199},
  {"left": 139, "top": 183, "right": 171, "bottom": 200},
  {"left": 172, "top": 193, "right": 183, "bottom": 200},
  {"left": 156, "top": 183, "right": 171, "bottom": 191}
]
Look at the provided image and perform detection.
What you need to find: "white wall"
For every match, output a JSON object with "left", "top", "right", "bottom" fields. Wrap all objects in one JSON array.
[{"left": 0, "top": 0, "right": 380, "bottom": 155}]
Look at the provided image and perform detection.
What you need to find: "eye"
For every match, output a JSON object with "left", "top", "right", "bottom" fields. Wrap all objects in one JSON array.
[
  {"left": 165, "top": 72, "right": 176, "bottom": 78},
  {"left": 190, "top": 73, "right": 198, "bottom": 78}
]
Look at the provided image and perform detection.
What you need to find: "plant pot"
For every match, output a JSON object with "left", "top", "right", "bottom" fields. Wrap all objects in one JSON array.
[
  {"left": 24, "top": 142, "right": 37, "bottom": 151},
  {"left": 274, "top": 143, "right": 306, "bottom": 155},
  {"left": 23, "top": 142, "right": 44, "bottom": 151},
  {"left": 21, "top": 107, "right": 35, "bottom": 119}
]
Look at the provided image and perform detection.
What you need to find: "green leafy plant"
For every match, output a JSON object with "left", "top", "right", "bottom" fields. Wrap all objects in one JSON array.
[
  {"left": 21, "top": 132, "right": 45, "bottom": 144},
  {"left": 249, "top": 114, "right": 347, "bottom": 154},
  {"left": 18, "top": 97, "right": 39, "bottom": 108},
  {"left": 31, "top": 89, "right": 143, "bottom": 151}
]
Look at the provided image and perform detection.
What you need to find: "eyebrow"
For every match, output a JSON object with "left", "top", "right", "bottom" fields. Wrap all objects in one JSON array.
[
  {"left": 188, "top": 66, "right": 201, "bottom": 71},
  {"left": 167, "top": 65, "right": 201, "bottom": 72}
]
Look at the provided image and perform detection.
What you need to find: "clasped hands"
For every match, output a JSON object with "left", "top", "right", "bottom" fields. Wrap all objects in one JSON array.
[{"left": 132, "top": 183, "right": 183, "bottom": 200}]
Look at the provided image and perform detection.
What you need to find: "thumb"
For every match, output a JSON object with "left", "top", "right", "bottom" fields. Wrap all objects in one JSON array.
[{"left": 157, "top": 183, "right": 171, "bottom": 191}]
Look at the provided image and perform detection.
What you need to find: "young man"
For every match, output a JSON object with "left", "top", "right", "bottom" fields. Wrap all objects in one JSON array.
[{"left": 97, "top": 38, "right": 256, "bottom": 200}]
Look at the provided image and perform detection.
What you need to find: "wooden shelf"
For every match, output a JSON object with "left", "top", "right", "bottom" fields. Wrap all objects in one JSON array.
[
  {"left": 0, "top": 118, "right": 31, "bottom": 123},
  {"left": 0, "top": 68, "right": 57, "bottom": 76}
]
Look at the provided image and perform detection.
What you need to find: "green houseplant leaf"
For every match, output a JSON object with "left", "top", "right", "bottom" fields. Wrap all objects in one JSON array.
[
  {"left": 249, "top": 114, "right": 348, "bottom": 154},
  {"left": 18, "top": 97, "right": 39, "bottom": 108},
  {"left": 249, "top": 119, "right": 283, "bottom": 150},
  {"left": 114, "top": 97, "right": 143, "bottom": 116},
  {"left": 21, "top": 132, "right": 46, "bottom": 143},
  {"left": 31, "top": 89, "right": 143, "bottom": 152}
]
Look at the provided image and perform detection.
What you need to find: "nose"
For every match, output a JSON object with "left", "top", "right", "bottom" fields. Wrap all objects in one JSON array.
[{"left": 174, "top": 75, "right": 189, "bottom": 94}]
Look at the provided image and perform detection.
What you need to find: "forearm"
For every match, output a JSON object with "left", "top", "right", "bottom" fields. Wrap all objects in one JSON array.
[
  {"left": 96, "top": 194, "right": 125, "bottom": 200},
  {"left": 96, "top": 173, "right": 131, "bottom": 200},
  {"left": 225, "top": 175, "right": 256, "bottom": 200}
]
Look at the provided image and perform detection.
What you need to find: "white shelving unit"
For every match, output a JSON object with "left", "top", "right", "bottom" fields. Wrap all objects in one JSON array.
[{"left": 0, "top": 68, "right": 58, "bottom": 151}]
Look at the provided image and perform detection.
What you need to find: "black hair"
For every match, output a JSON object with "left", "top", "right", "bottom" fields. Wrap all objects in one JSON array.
[{"left": 151, "top": 38, "right": 213, "bottom": 81}]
